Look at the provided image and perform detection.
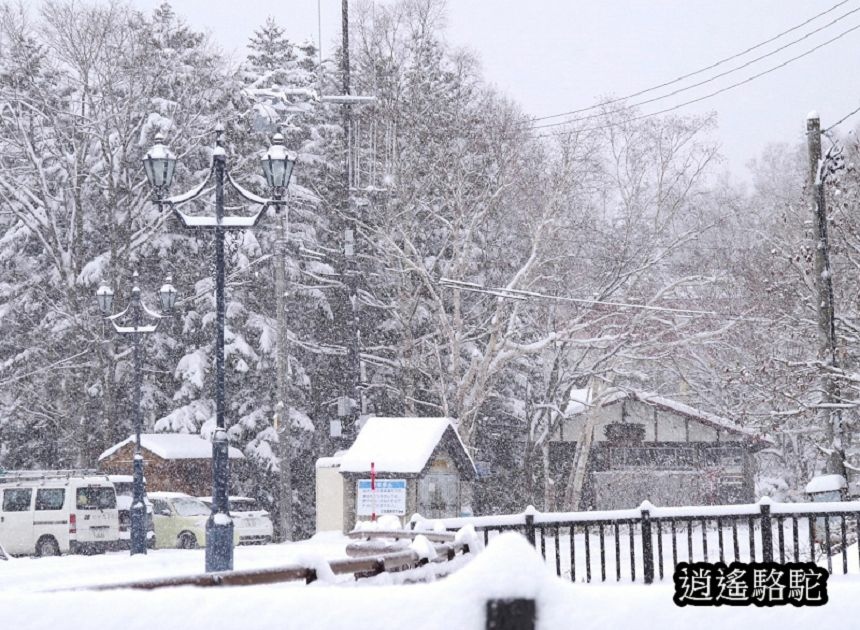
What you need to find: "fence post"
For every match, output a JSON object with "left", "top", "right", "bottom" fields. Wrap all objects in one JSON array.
[
  {"left": 760, "top": 498, "right": 773, "bottom": 563},
  {"left": 486, "top": 599, "right": 535, "bottom": 630},
  {"left": 640, "top": 501, "right": 654, "bottom": 584},
  {"left": 524, "top": 505, "right": 536, "bottom": 547}
]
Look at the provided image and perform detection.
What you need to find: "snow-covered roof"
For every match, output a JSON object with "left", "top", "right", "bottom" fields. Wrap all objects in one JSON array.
[
  {"left": 98, "top": 433, "right": 244, "bottom": 462},
  {"left": 566, "top": 388, "right": 767, "bottom": 442},
  {"left": 566, "top": 388, "right": 591, "bottom": 415},
  {"left": 636, "top": 393, "right": 763, "bottom": 441},
  {"left": 147, "top": 491, "right": 199, "bottom": 500},
  {"left": 805, "top": 474, "right": 847, "bottom": 494},
  {"left": 338, "top": 417, "right": 475, "bottom": 475},
  {"left": 316, "top": 452, "right": 345, "bottom": 469}
]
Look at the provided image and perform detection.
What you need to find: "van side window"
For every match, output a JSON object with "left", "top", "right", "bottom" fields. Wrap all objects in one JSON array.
[
  {"left": 76, "top": 486, "right": 116, "bottom": 510},
  {"left": 2, "top": 488, "right": 32, "bottom": 512},
  {"left": 35, "top": 488, "right": 65, "bottom": 511}
]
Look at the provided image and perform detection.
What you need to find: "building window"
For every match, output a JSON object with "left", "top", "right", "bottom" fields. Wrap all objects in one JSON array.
[{"left": 609, "top": 446, "right": 698, "bottom": 470}]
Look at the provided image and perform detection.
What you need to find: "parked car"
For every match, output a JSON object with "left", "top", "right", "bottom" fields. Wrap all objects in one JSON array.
[
  {"left": 199, "top": 496, "right": 274, "bottom": 545},
  {"left": 149, "top": 492, "right": 208, "bottom": 549},
  {"left": 108, "top": 475, "right": 155, "bottom": 550},
  {"left": 149, "top": 492, "right": 241, "bottom": 549},
  {"left": 0, "top": 470, "right": 120, "bottom": 557}
]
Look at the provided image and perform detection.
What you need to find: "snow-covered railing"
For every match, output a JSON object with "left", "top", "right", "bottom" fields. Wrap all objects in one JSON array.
[
  {"left": 412, "top": 498, "right": 860, "bottom": 584},
  {"left": 77, "top": 528, "right": 476, "bottom": 591}
]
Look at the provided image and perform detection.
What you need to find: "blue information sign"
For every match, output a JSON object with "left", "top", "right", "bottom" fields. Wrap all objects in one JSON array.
[{"left": 356, "top": 479, "right": 407, "bottom": 515}]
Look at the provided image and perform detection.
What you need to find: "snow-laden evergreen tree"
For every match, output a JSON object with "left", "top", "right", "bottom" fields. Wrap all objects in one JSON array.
[{"left": 0, "top": 1, "right": 238, "bottom": 469}]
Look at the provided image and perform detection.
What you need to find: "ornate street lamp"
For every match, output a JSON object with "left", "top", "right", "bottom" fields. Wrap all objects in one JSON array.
[
  {"left": 143, "top": 133, "right": 176, "bottom": 191},
  {"left": 143, "top": 127, "right": 295, "bottom": 572},
  {"left": 97, "top": 271, "right": 176, "bottom": 555}
]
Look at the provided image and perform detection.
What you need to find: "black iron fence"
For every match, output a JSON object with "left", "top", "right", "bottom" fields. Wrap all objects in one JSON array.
[{"left": 412, "top": 498, "right": 860, "bottom": 584}]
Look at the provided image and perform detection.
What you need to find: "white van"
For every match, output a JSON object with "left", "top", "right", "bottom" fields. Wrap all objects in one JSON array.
[{"left": 0, "top": 470, "right": 120, "bottom": 557}]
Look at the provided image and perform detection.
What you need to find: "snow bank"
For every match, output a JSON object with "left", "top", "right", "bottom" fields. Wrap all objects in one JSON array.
[
  {"left": 3, "top": 532, "right": 860, "bottom": 629},
  {"left": 805, "top": 474, "right": 847, "bottom": 494}
]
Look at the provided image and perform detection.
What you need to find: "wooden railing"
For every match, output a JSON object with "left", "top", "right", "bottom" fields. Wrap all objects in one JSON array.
[{"left": 78, "top": 529, "right": 472, "bottom": 591}]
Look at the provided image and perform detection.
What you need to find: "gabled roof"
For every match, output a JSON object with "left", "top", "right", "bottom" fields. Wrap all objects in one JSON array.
[
  {"left": 338, "top": 417, "right": 476, "bottom": 477},
  {"left": 98, "top": 433, "right": 245, "bottom": 462},
  {"left": 567, "top": 388, "right": 768, "bottom": 442}
]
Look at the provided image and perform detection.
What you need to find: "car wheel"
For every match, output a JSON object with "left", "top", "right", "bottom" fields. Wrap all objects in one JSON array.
[
  {"left": 36, "top": 536, "right": 60, "bottom": 558},
  {"left": 177, "top": 532, "right": 197, "bottom": 549}
]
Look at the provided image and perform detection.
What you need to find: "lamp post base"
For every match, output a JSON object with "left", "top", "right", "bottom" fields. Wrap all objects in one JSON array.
[
  {"left": 129, "top": 503, "right": 148, "bottom": 555},
  {"left": 205, "top": 515, "right": 234, "bottom": 572},
  {"left": 130, "top": 452, "right": 147, "bottom": 555}
]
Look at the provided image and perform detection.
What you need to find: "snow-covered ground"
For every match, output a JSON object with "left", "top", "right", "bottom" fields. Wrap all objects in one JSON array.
[
  {"left": 0, "top": 531, "right": 350, "bottom": 592},
  {"left": 2, "top": 531, "right": 859, "bottom": 629}
]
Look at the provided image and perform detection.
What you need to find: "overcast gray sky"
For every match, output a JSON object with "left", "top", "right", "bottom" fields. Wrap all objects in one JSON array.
[{"left": 122, "top": 0, "right": 860, "bottom": 181}]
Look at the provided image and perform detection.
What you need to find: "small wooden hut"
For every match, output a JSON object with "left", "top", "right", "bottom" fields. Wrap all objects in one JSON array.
[
  {"left": 315, "top": 417, "right": 477, "bottom": 532},
  {"left": 98, "top": 433, "right": 245, "bottom": 497}
]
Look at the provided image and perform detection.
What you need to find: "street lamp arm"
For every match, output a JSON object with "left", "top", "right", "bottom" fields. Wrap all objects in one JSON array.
[
  {"left": 106, "top": 301, "right": 167, "bottom": 333},
  {"left": 164, "top": 167, "right": 213, "bottom": 205},
  {"left": 140, "top": 301, "right": 168, "bottom": 321},
  {"left": 159, "top": 167, "right": 280, "bottom": 230},
  {"left": 105, "top": 304, "right": 131, "bottom": 321},
  {"left": 226, "top": 170, "right": 275, "bottom": 206}
]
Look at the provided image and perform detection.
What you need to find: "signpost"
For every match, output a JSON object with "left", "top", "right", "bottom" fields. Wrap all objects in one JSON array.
[
  {"left": 356, "top": 478, "right": 406, "bottom": 516},
  {"left": 371, "top": 462, "right": 376, "bottom": 521}
]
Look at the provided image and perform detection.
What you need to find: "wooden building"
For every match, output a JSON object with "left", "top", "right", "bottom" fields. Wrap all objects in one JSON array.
[
  {"left": 551, "top": 389, "right": 770, "bottom": 510},
  {"left": 98, "top": 433, "right": 245, "bottom": 497},
  {"left": 315, "top": 417, "right": 477, "bottom": 532}
]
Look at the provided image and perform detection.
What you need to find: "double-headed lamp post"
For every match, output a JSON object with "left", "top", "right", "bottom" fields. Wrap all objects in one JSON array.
[
  {"left": 143, "top": 128, "right": 295, "bottom": 572},
  {"left": 96, "top": 271, "right": 177, "bottom": 555}
]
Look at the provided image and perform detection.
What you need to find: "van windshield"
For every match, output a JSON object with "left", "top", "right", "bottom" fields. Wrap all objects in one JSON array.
[
  {"left": 76, "top": 486, "right": 116, "bottom": 510},
  {"left": 173, "top": 498, "right": 209, "bottom": 517}
]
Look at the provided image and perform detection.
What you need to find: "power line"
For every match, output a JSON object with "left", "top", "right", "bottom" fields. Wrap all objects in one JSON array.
[
  {"left": 537, "top": 22, "right": 860, "bottom": 139},
  {"left": 528, "top": 0, "right": 852, "bottom": 125},
  {"left": 825, "top": 103, "right": 860, "bottom": 132},
  {"left": 531, "top": 4, "right": 860, "bottom": 131},
  {"left": 439, "top": 278, "right": 774, "bottom": 323}
]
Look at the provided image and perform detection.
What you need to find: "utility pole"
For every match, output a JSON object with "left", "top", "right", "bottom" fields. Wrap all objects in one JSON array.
[
  {"left": 806, "top": 112, "right": 846, "bottom": 478},
  {"left": 338, "top": 0, "right": 362, "bottom": 443},
  {"left": 318, "top": 1, "right": 375, "bottom": 445}
]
